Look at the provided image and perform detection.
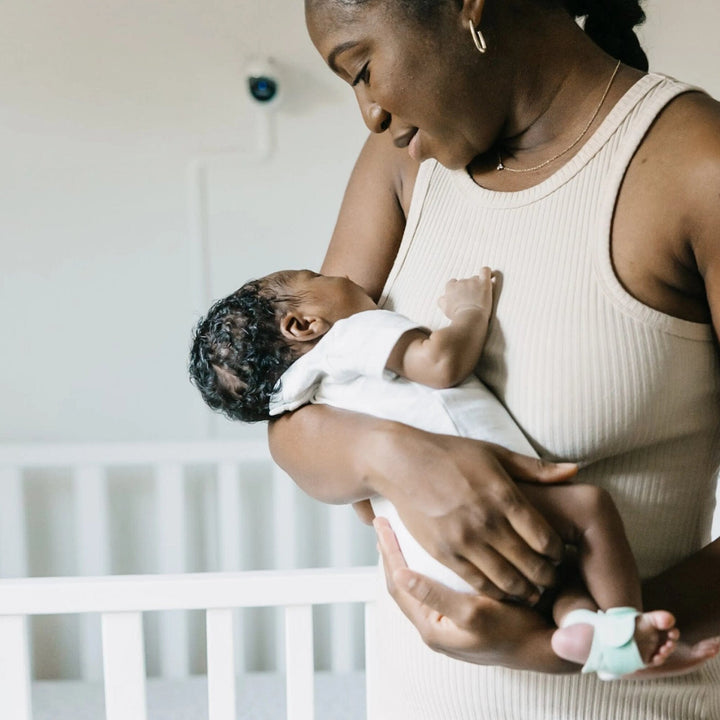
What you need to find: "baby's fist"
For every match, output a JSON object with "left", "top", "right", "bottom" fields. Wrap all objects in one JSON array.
[{"left": 438, "top": 269, "right": 494, "bottom": 320}]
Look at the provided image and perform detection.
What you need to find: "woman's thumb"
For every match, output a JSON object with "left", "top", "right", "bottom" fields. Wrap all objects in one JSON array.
[{"left": 495, "top": 447, "right": 578, "bottom": 483}]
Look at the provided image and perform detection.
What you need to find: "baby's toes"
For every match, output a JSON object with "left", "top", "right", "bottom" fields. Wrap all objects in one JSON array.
[
  {"left": 652, "top": 632, "right": 679, "bottom": 665},
  {"left": 647, "top": 610, "right": 676, "bottom": 632}
]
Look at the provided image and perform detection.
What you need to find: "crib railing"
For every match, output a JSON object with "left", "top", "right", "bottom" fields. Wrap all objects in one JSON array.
[
  {"left": 0, "top": 566, "right": 378, "bottom": 720},
  {"left": 0, "top": 441, "right": 376, "bottom": 679}
]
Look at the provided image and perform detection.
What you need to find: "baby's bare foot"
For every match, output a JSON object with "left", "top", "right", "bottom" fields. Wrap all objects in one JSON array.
[
  {"left": 635, "top": 610, "right": 678, "bottom": 667},
  {"left": 551, "top": 609, "right": 678, "bottom": 673}
]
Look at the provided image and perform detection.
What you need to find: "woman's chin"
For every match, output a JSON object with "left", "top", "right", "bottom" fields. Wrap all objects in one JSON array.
[
  {"left": 434, "top": 154, "right": 475, "bottom": 171},
  {"left": 430, "top": 145, "right": 481, "bottom": 171}
]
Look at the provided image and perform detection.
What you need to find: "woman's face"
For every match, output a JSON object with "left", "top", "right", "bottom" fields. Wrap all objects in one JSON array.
[{"left": 306, "top": 0, "right": 505, "bottom": 169}]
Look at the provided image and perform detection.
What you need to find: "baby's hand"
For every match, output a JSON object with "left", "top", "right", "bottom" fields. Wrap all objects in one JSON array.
[{"left": 438, "top": 268, "right": 494, "bottom": 321}]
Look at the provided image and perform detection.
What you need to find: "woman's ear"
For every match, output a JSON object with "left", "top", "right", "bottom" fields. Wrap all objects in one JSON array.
[{"left": 280, "top": 311, "right": 331, "bottom": 344}]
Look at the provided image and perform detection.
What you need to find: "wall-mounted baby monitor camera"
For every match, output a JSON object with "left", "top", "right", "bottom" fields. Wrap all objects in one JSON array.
[{"left": 246, "top": 58, "right": 282, "bottom": 106}]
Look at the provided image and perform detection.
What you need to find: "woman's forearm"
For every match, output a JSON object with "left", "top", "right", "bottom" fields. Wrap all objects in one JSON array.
[
  {"left": 268, "top": 403, "right": 394, "bottom": 504},
  {"left": 642, "top": 537, "right": 720, "bottom": 644}
]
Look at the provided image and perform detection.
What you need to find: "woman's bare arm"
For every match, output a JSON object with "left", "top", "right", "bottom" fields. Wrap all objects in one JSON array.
[
  {"left": 643, "top": 94, "right": 720, "bottom": 643},
  {"left": 321, "top": 132, "right": 413, "bottom": 299}
]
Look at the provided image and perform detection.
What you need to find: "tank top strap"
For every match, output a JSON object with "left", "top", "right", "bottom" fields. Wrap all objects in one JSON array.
[{"left": 593, "top": 74, "right": 709, "bottom": 339}]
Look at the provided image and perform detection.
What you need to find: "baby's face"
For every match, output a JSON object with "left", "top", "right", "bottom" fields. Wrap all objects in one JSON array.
[{"left": 290, "top": 270, "right": 377, "bottom": 322}]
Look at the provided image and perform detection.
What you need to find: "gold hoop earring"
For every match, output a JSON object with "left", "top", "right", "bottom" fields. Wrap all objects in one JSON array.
[{"left": 468, "top": 20, "right": 487, "bottom": 54}]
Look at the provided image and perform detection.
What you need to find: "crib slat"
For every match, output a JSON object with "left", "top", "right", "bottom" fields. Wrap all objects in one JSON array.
[
  {"left": 74, "top": 465, "right": 110, "bottom": 574},
  {"left": 273, "top": 467, "right": 298, "bottom": 672},
  {"left": 74, "top": 464, "right": 110, "bottom": 681},
  {"left": 207, "top": 608, "right": 236, "bottom": 720},
  {"left": 101, "top": 612, "right": 147, "bottom": 720},
  {"left": 0, "top": 467, "right": 28, "bottom": 578},
  {"left": 364, "top": 599, "right": 377, "bottom": 720},
  {"left": 328, "top": 504, "right": 355, "bottom": 672},
  {"left": 285, "top": 605, "right": 314, "bottom": 720},
  {"left": 155, "top": 463, "right": 189, "bottom": 678},
  {"left": 0, "top": 615, "right": 32, "bottom": 720},
  {"left": 272, "top": 467, "right": 298, "bottom": 570},
  {"left": 217, "top": 463, "right": 242, "bottom": 570},
  {"left": 217, "top": 462, "right": 245, "bottom": 673}
]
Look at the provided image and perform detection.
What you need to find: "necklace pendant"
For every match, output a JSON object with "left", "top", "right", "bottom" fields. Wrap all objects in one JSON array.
[{"left": 496, "top": 160, "right": 505, "bottom": 171}]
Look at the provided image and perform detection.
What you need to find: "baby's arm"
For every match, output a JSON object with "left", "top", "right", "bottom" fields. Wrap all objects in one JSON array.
[{"left": 385, "top": 269, "right": 494, "bottom": 388}]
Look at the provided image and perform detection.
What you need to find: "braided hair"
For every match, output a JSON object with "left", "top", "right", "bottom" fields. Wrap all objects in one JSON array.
[
  {"left": 564, "top": 0, "right": 648, "bottom": 71},
  {"left": 188, "top": 272, "right": 302, "bottom": 423}
]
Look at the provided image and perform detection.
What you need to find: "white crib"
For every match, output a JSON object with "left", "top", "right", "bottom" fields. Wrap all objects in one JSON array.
[{"left": 0, "top": 441, "right": 380, "bottom": 720}]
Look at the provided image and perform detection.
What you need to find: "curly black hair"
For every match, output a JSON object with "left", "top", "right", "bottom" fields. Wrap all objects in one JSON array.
[{"left": 188, "top": 271, "right": 303, "bottom": 423}]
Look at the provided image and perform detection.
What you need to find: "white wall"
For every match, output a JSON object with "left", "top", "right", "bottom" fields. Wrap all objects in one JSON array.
[
  {"left": 1, "top": 0, "right": 719, "bottom": 444},
  {"left": 1, "top": 0, "right": 366, "bottom": 443}
]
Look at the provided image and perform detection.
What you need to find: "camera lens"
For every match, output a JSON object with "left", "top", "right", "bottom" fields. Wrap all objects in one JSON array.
[{"left": 249, "top": 76, "right": 278, "bottom": 103}]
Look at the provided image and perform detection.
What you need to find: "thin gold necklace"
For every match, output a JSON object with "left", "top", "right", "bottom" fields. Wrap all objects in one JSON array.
[{"left": 496, "top": 60, "right": 622, "bottom": 174}]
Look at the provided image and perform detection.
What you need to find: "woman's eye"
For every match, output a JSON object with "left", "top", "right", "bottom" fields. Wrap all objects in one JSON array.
[{"left": 352, "top": 63, "right": 370, "bottom": 87}]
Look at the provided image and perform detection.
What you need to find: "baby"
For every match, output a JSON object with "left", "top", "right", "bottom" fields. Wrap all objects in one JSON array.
[{"left": 189, "top": 268, "right": 678, "bottom": 679}]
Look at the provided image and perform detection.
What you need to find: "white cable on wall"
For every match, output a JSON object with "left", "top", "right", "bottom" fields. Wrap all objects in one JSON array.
[{"left": 187, "top": 59, "right": 282, "bottom": 439}]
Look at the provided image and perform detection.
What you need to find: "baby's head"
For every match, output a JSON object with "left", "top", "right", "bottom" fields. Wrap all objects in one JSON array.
[{"left": 189, "top": 269, "right": 376, "bottom": 422}]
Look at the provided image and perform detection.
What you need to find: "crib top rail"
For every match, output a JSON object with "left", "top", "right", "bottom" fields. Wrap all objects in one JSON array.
[
  {"left": 0, "top": 440, "right": 270, "bottom": 468},
  {"left": 0, "top": 566, "right": 378, "bottom": 616},
  {"left": 0, "top": 567, "right": 379, "bottom": 720}
]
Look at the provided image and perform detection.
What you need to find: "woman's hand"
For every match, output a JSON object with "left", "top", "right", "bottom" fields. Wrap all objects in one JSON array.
[
  {"left": 271, "top": 405, "right": 575, "bottom": 601},
  {"left": 377, "top": 518, "right": 720, "bottom": 676},
  {"left": 375, "top": 518, "right": 573, "bottom": 673},
  {"left": 370, "top": 425, "right": 577, "bottom": 601}
]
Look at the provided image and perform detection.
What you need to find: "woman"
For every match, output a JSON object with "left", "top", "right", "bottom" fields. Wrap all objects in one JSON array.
[{"left": 270, "top": 0, "right": 720, "bottom": 717}]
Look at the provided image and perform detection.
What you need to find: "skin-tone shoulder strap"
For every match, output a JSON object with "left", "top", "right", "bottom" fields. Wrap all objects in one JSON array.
[{"left": 321, "top": 131, "right": 419, "bottom": 300}]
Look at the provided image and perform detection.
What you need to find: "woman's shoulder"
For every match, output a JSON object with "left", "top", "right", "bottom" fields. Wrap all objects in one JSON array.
[
  {"left": 613, "top": 86, "right": 720, "bottom": 325},
  {"left": 635, "top": 88, "right": 720, "bottom": 212},
  {"left": 645, "top": 89, "right": 720, "bottom": 312},
  {"left": 649, "top": 89, "right": 720, "bottom": 170}
]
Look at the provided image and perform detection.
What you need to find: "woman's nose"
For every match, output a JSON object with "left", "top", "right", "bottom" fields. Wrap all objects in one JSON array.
[{"left": 357, "top": 89, "right": 390, "bottom": 133}]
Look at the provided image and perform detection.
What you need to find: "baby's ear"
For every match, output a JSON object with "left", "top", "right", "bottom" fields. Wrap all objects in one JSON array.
[{"left": 280, "top": 311, "right": 330, "bottom": 343}]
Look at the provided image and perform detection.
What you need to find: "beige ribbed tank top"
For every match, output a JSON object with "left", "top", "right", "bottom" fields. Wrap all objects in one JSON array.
[{"left": 369, "top": 74, "right": 720, "bottom": 720}]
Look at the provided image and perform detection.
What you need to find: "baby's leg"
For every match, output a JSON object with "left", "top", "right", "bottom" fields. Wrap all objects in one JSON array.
[{"left": 520, "top": 484, "right": 677, "bottom": 672}]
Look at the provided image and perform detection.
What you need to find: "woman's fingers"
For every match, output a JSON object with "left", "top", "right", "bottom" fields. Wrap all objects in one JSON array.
[
  {"left": 429, "top": 480, "right": 560, "bottom": 594},
  {"left": 376, "top": 516, "right": 496, "bottom": 639},
  {"left": 376, "top": 430, "right": 576, "bottom": 600},
  {"left": 375, "top": 518, "right": 566, "bottom": 671},
  {"left": 376, "top": 518, "right": 477, "bottom": 645},
  {"left": 492, "top": 446, "right": 577, "bottom": 563},
  {"left": 451, "top": 546, "right": 543, "bottom": 603},
  {"left": 494, "top": 444, "right": 578, "bottom": 485}
]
